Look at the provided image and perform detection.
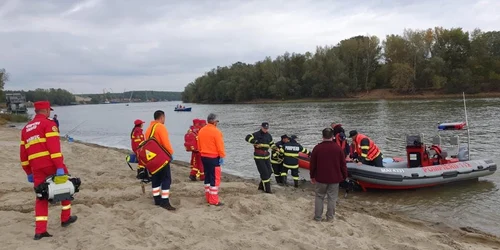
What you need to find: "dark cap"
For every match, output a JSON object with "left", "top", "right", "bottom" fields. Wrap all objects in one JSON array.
[
  {"left": 280, "top": 134, "right": 289, "bottom": 139},
  {"left": 348, "top": 130, "right": 358, "bottom": 138},
  {"left": 290, "top": 135, "right": 298, "bottom": 140},
  {"left": 207, "top": 113, "right": 218, "bottom": 123},
  {"left": 261, "top": 122, "right": 269, "bottom": 129}
]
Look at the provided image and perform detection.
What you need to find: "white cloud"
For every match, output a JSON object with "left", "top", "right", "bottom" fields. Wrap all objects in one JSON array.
[{"left": 0, "top": 0, "right": 499, "bottom": 93}]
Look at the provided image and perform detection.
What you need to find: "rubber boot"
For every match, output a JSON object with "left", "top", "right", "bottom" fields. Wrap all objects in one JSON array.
[
  {"left": 258, "top": 181, "right": 264, "bottom": 191},
  {"left": 34, "top": 232, "right": 52, "bottom": 240},
  {"left": 161, "top": 199, "right": 176, "bottom": 211},
  {"left": 153, "top": 196, "right": 162, "bottom": 206},
  {"left": 294, "top": 180, "right": 299, "bottom": 188},
  {"left": 189, "top": 175, "right": 196, "bottom": 181},
  {"left": 264, "top": 182, "right": 272, "bottom": 194},
  {"left": 275, "top": 176, "right": 282, "bottom": 184},
  {"left": 282, "top": 176, "right": 288, "bottom": 186}
]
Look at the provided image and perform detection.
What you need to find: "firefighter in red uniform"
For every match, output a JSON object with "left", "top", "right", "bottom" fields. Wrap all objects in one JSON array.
[
  {"left": 131, "top": 119, "right": 146, "bottom": 178},
  {"left": 20, "top": 101, "right": 77, "bottom": 240},
  {"left": 349, "top": 130, "right": 384, "bottom": 167},
  {"left": 186, "top": 119, "right": 206, "bottom": 181}
]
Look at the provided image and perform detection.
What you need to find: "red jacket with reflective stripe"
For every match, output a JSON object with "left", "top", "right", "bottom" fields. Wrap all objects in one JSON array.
[
  {"left": 20, "top": 114, "right": 66, "bottom": 175},
  {"left": 131, "top": 127, "right": 145, "bottom": 152},
  {"left": 354, "top": 133, "right": 381, "bottom": 161}
]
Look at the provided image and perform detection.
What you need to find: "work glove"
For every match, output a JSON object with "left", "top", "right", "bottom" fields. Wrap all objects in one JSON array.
[
  {"left": 27, "top": 174, "right": 33, "bottom": 183},
  {"left": 219, "top": 158, "right": 224, "bottom": 166},
  {"left": 54, "top": 168, "right": 68, "bottom": 184}
]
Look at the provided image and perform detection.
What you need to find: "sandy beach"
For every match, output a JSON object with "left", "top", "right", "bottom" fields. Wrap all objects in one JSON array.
[{"left": 1, "top": 126, "right": 499, "bottom": 250}]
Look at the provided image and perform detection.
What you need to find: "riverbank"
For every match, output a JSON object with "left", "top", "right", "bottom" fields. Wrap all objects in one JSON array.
[
  {"left": 241, "top": 89, "right": 500, "bottom": 104},
  {"left": 1, "top": 126, "right": 499, "bottom": 250}
]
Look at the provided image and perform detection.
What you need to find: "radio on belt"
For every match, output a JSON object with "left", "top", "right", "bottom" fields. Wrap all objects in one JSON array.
[{"left": 34, "top": 175, "right": 81, "bottom": 204}]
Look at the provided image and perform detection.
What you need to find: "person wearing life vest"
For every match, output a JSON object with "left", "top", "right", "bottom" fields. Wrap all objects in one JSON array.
[
  {"left": 186, "top": 119, "right": 205, "bottom": 181},
  {"left": 20, "top": 101, "right": 77, "bottom": 240},
  {"left": 280, "top": 135, "right": 310, "bottom": 188},
  {"left": 349, "top": 130, "right": 384, "bottom": 167},
  {"left": 198, "top": 113, "right": 225, "bottom": 206},
  {"left": 144, "top": 110, "right": 176, "bottom": 210},
  {"left": 131, "top": 119, "right": 146, "bottom": 178},
  {"left": 245, "top": 122, "right": 276, "bottom": 193},
  {"left": 331, "top": 123, "right": 350, "bottom": 160},
  {"left": 271, "top": 134, "right": 289, "bottom": 185}
]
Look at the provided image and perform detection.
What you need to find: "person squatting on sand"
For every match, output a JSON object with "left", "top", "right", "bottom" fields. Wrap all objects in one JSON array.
[
  {"left": 198, "top": 113, "right": 226, "bottom": 206},
  {"left": 245, "top": 122, "right": 276, "bottom": 193},
  {"left": 20, "top": 101, "right": 77, "bottom": 240},
  {"left": 144, "top": 110, "right": 176, "bottom": 210},
  {"left": 310, "top": 128, "right": 348, "bottom": 221}
]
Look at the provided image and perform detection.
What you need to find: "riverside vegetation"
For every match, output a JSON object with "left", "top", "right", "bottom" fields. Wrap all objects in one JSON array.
[{"left": 182, "top": 27, "right": 500, "bottom": 103}]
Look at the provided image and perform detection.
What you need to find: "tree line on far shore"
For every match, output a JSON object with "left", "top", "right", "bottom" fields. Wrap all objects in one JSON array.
[{"left": 182, "top": 27, "right": 500, "bottom": 103}]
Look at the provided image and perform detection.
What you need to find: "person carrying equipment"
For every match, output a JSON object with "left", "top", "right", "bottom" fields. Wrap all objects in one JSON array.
[
  {"left": 131, "top": 119, "right": 146, "bottom": 178},
  {"left": 349, "top": 130, "right": 384, "bottom": 167},
  {"left": 271, "top": 134, "right": 289, "bottom": 185},
  {"left": 143, "top": 110, "right": 176, "bottom": 210},
  {"left": 186, "top": 119, "right": 206, "bottom": 181},
  {"left": 20, "top": 101, "right": 77, "bottom": 240},
  {"left": 245, "top": 122, "right": 276, "bottom": 193},
  {"left": 280, "top": 135, "right": 310, "bottom": 188},
  {"left": 198, "top": 113, "right": 225, "bottom": 206},
  {"left": 331, "top": 122, "right": 350, "bottom": 159}
]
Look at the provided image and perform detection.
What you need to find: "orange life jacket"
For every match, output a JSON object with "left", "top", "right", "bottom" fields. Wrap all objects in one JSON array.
[
  {"left": 136, "top": 124, "right": 172, "bottom": 175},
  {"left": 184, "top": 126, "right": 199, "bottom": 151},
  {"left": 354, "top": 134, "right": 381, "bottom": 161}
]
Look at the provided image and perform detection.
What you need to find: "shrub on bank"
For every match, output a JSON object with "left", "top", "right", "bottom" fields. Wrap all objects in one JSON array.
[{"left": 0, "top": 113, "right": 30, "bottom": 124}]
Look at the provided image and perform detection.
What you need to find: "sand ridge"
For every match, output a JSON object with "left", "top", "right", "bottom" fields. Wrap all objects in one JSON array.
[{"left": 1, "top": 126, "right": 499, "bottom": 250}]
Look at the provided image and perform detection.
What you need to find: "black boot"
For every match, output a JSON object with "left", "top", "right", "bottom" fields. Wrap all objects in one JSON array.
[
  {"left": 275, "top": 176, "right": 282, "bottom": 184},
  {"left": 34, "top": 232, "right": 52, "bottom": 240},
  {"left": 189, "top": 175, "right": 197, "bottom": 181},
  {"left": 154, "top": 196, "right": 162, "bottom": 206},
  {"left": 258, "top": 181, "right": 264, "bottom": 191},
  {"left": 264, "top": 182, "right": 272, "bottom": 194},
  {"left": 294, "top": 180, "right": 299, "bottom": 188},
  {"left": 161, "top": 199, "right": 177, "bottom": 211},
  {"left": 61, "top": 215, "right": 78, "bottom": 227},
  {"left": 282, "top": 176, "right": 288, "bottom": 186}
]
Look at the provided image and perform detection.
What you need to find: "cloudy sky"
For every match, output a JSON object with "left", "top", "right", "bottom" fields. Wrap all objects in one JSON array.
[{"left": 0, "top": 0, "right": 498, "bottom": 94}]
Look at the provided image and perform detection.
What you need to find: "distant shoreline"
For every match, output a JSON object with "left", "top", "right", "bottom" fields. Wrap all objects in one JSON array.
[{"left": 240, "top": 89, "right": 500, "bottom": 104}]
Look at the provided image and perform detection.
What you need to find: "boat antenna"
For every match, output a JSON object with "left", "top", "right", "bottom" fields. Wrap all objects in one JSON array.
[{"left": 463, "top": 92, "right": 471, "bottom": 160}]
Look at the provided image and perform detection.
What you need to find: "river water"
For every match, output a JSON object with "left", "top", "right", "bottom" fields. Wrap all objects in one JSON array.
[{"left": 22, "top": 98, "right": 500, "bottom": 236}]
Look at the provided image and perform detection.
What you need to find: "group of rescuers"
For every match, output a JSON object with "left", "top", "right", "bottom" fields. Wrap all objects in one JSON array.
[{"left": 18, "top": 100, "right": 383, "bottom": 240}]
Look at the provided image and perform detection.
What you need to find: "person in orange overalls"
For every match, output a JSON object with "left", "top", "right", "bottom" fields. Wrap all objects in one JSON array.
[
  {"left": 187, "top": 119, "right": 206, "bottom": 181},
  {"left": 20, "top": 101, "right": 77, "bottom": 240},
  {"left": 131, "top": 119, "right": 146, "bottom": 178},
  {"left": 198, "top": 113, "right": 225, "bottom": 206},
  {"left": 144, "top": 110, "right": 176, "bottom": 210}
]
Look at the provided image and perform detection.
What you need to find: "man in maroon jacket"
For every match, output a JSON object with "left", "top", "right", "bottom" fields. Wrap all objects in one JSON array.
[{"left": 310, "top": 128, "right": 347, "bottom": 221}]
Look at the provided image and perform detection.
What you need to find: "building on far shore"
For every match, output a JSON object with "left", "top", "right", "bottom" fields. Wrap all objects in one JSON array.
[{"left": 75, "top": 95, "right": 92, "bottom": 104}]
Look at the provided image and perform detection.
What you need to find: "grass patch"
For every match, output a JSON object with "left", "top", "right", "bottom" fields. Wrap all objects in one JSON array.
[{"left": 0, "top": 113, "right": 30, "bottom": 124}]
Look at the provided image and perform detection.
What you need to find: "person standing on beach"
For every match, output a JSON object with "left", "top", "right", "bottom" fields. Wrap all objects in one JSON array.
[
  {"left": 20, "top": 101, "right": 77, "bottom": 240},
  {"left": 245, "top": 122, "right": 276, "bottom": 193},
  {"left": 52, "top": 114, "right": 59, "bottom": 129},
  {"left": 131, "top": 119, "right": 146, "bottom": 179},
  {"left": 310, "top": 128, "right": 347, "bottom": 221},
  {"left": 198, "top": 113, "right": 225, "bottom": 206},
  {"left": 144, "top": 110, "right": 176, "bottom": 210},
  {"left": 270, "top": 134, "right": 289, "bottom": 185},
  {"left": 280, "top": 135, "right": 310, "bottom": 188}
]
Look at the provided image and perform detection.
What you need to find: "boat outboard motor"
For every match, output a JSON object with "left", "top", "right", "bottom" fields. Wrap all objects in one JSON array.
[{"left": 34, "top": 176, "right": 81, "bottom": 204}]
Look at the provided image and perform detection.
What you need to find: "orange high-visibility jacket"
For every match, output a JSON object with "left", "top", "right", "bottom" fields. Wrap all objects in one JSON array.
[
  {"left": 20, "top": 114, "right": 66, "bottom": 175},
  {"left": 145, "top": 121, "right": 174, "bottom": 155},
  {"left": 198, "top": 124, "right": 226, "bottom": 158},
  {"left": 354, "top": 133, "right": 381, "bottom": 161}
]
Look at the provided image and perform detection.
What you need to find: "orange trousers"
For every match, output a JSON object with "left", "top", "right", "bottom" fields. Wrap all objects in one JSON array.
[{"left": 201, "top": 157, "right": 221, "bottom": 205}]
